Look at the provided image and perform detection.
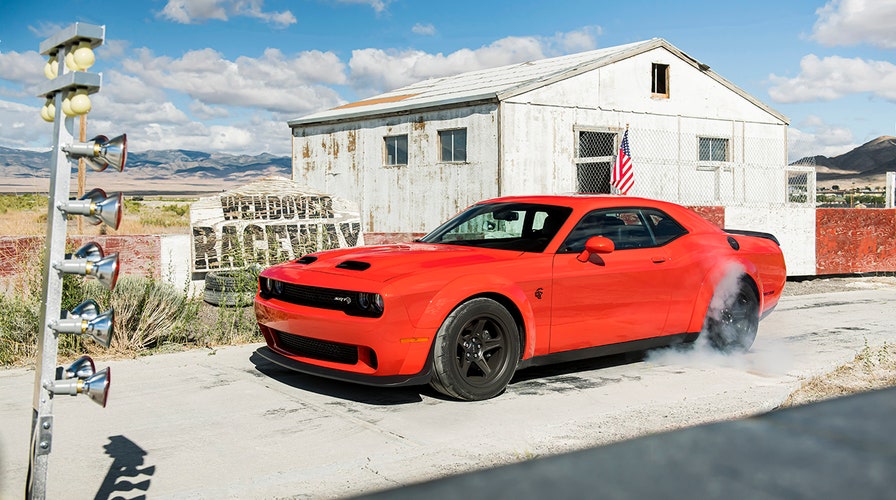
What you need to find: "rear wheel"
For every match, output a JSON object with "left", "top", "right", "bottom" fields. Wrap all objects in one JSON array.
[
  {"left": 430, "top": 298, "right": 520, "bottom": 401},
  {"left": 703, "top": 278, "right": 759, "bottom": 352}
]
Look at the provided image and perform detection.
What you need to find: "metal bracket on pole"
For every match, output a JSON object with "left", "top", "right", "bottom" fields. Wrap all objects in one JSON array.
[{"left": 36, "top": 416, "right": 54, "bottom": 456}]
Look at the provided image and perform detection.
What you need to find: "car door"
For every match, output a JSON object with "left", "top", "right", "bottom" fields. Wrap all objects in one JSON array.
[{"left": 548, "top": 208, "right": 682, "bottom": 353}]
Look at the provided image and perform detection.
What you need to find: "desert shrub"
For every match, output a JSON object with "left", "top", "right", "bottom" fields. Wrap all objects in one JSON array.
[
  {"left": 0, "top": 194, "right": 47, "bottom": 214},
  {"left": 0, "top": 293, "right": 40, "bottom": 365}
]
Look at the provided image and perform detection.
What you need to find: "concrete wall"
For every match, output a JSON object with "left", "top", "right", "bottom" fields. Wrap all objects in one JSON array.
[{"left": 726, "top": 206, "right": 817, "bottom": 276}]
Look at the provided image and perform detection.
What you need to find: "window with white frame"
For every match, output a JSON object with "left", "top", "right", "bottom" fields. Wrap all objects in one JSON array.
[
  {"left": 575, "top": 129, "right": 616, "bottom": 193},
  {"left": 384, "top": 135, "right": 408, "bottom": 165},
  {"left": 698, "top": 137, "right": 729, "bottom": 162},
  {"left": 439, "top": 128, "right": 467, "bottom": 162}
]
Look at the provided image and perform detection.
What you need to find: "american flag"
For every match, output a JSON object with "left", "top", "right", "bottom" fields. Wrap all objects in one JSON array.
[{"left": 612, "top": 129, "right": 634, "bottom": 195}]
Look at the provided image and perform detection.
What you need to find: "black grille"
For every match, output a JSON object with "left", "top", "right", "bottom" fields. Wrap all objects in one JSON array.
[
  {"left": 279, "top": 283, "right": 355, "bottom": 312},
  {"left": 274, "top": 330, "right": 359, "bottom": 364}
]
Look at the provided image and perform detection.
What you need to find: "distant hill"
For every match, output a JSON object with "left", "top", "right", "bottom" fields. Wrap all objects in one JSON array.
[
  {"left": 794, "top": 136, "right": 896, "bottom": 188},
  {"left": 0, "top": 147, "right": 291, "bottom": 194}
]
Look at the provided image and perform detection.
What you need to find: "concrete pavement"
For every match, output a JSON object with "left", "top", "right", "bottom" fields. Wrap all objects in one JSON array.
[{"left": 1, "top": 286, "right": 895, "bottom": 499}]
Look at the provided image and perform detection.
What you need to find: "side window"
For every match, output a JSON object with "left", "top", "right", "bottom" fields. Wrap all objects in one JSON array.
[
  {"left": 646, "top": 209, "right": 688, "bottom": 245},
  {"left": 384, "top": 135, "right": 408, "bottom": 165},
  {"left": 561, "top": 208, "right": 685, "bottom": 253}
]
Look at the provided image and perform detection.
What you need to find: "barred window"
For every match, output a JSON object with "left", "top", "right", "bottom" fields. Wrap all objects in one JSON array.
[
  {"left": 575, "top": 129, "right": 616, "bottom": 193},
  {"left": 699, "top": 137, "right": 729, "bottom": 162},
  {"left": 384, "top": 135, "right": 408, "bottom": 165},
  {"left": 439, "top": 129, "right": 467, "bottom": 162}
]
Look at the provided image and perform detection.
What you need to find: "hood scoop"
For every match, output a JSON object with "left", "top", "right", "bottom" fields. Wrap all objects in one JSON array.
[
  {"left": 336, "top": 260, "right": 371, "bottom": 271},
  {"left": 296, "top": 256, "right": 318, "bottom": 265}
]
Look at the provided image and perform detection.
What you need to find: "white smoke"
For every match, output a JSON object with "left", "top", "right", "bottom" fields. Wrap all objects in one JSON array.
[{"left": 646, "top": 261, "right": 793, "bottom": 377}]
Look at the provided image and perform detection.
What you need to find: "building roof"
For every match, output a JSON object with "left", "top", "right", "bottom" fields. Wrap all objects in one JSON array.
[{"left": 288, "top": 38, "right": 787, "bottom": 127}]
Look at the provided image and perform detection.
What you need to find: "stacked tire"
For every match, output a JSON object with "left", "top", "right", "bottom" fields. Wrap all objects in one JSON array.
[{"left": 203, "top": 267, "right": 260, "bottom": 307}]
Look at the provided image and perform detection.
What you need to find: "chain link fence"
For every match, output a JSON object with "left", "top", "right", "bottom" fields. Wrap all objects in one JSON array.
[{"left": 575, "top": 126, "right": 815, "bottom": 207}]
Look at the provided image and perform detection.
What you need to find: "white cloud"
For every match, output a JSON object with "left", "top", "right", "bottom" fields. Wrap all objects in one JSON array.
[
  {"left": 0, "top": 50, "right": 48, "bottom": 94},
  {"left": 349, "top": 36, "right": 549, "bottom": 96},
  {"left": 0, "top": 99, "right": 54, "bottom": 149},
  {"left": 812, "top": 0, "right": 896, "bottom": 48},
  {"left": 767, "top": 54, "right": 896, "bottom": 103},
  {"left": 788, "top": 116, "right": 859, "bottom": 162},
  {"left": 346, "top": 27, "right": 603, "bottom": 96},
  {"left": 412, "top": 23, "right": 436, "bottom": 36},
  {"left": 121, "top": 47, "right": 346, "bottom": 114},
  {"left": 334, "top": 0, "right": 391, "bottom": 14},
  {"left": 159, "top": 0, "right": 296, "bottom": 28}
]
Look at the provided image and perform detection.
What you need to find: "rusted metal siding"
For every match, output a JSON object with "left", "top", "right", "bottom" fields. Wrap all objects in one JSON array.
[
  {"left": 816, "top": 208, "right": 896, "bottom": 274},
  {"left": 293, "top": 104, "right": 499, "bottom": 234}
]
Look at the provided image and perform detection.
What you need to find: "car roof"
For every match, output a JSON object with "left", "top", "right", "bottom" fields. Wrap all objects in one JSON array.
[{"left": 474, "top": 195, "right": 720, "bottom": 233}]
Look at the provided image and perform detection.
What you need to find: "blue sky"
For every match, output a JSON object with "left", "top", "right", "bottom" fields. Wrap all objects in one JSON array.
[{"left": 1, "top": 0, "right": 894, "bottom": 160}]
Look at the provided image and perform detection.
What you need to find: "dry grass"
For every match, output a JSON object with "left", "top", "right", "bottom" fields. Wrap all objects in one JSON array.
[
  {"left": 0, "top": 195, "right": 192, "bottom": 236},
  {"left": 780, "top": 342, "right": 896, "bottom": 408}
]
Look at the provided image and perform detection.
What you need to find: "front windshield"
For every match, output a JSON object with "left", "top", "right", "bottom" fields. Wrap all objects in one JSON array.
[{"left": 420, "top": 202, "right": 573, "bottom": 252}]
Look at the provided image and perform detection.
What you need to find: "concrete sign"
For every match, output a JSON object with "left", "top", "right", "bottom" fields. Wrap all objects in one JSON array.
[{"left": 190, "top": 177, "right": 362, "bottom": 272}]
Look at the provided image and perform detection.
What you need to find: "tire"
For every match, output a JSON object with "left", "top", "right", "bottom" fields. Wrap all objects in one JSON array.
[
  {"left": 430, "top": 298, "right": 520, "bottom": 401},
  {"left": 204, "top": 269, "right": 259, "bottom": 307},
  {"left": 702, "top": 277, "right": 759, "bottom": 352}
]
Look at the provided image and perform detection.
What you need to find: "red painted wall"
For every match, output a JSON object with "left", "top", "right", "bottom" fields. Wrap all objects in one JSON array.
[
  {"left": 816, "top": 208, "right": 896, "bottom": 274},
  {"left": 0, "top": 235, "right": 162, "bottom": 279}
]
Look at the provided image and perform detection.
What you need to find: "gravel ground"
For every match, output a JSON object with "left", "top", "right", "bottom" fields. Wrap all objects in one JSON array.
[
  {"left": 782, "top": 275, "right": 896, "bottom": 296},
  {"left": 779, "top": 274, "right": 896, "bottom": 407}
]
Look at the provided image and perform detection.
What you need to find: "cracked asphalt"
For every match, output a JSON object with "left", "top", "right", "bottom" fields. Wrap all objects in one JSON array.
[{"left": 2, "top": 281, "right": 895, "bottom": 499}]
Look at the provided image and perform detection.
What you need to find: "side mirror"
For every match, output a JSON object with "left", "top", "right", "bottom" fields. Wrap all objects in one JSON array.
[{"left": 577, "top": 236, "right": 615, "bottom": 262}]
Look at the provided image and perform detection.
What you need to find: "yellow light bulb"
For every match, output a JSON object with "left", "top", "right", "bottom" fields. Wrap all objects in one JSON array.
[
  {"left": 40, "top": 104, "right": 53, "bottom": 123},
  {"left": 62, "top": 93, "right": 75, "bottom": 117},
  {"left": 73, "top": 41, "right": 95, "bottom": 70},
  {"left": 44, "top": 56, "right": 58, "bottom": 79},
  {"left": 64, "top": 50, "right": 77, "bottom": 71},
  {"left": 70, "top": 91, "right": 91, "bottom": 115}
]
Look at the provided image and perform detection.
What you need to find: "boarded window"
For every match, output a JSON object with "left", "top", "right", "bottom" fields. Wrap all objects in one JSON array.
[
  {"left": 439, "top": 129, "right": 467, "bottom": 162},
  {"left": 652, "top": 63, "right": 669, "bottom": 96},
  {"left": 384, "top": 135, "right": 408, "bottom": 165},
  {"left": 698, "top": 137, "right": 729, "bottom": 162},
  {"left": 575, "top": 129, "right": 616, "bottom": 193}
]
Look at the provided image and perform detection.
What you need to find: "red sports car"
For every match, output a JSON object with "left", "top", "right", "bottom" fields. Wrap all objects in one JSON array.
[{"left": 255, "top": 195, "right": 786, "bottom": 400}]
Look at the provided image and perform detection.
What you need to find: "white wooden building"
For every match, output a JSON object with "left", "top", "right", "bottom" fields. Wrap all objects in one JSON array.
[{"left": 288, "top": 38, "right": 816, "bottom": 274}]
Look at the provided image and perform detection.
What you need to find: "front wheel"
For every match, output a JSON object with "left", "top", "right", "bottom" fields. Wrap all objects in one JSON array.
[
  {"left": 702, "top": 278, "right": 759, "bottom": 353},
  {"left": 430, "top": 298, "right": 520, "bottom": 401}
]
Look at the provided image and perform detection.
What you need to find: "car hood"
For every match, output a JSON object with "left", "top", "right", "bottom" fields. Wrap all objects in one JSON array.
[{"left": 281, "top": 243, "right": 520, "bottom": 283}]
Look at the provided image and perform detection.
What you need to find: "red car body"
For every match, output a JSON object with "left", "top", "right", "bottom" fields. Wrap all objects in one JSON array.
[{"left": 255, "top": 195, "right": 786, "bottom": 400}]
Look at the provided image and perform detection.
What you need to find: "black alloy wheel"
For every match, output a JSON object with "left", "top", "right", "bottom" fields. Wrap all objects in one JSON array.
[
  {"left": 704, "top": 278, "right": 760, "bottom": 353},
  {"left": 430, "top": 298, "right": 520, "bottom": 401}
]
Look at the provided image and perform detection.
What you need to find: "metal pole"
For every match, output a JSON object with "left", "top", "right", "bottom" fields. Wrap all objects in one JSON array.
[{"left": 27, "top": 48, "right": 75, "bottom": 499}]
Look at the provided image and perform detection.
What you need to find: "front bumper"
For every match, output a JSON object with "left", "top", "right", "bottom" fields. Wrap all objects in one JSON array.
[{"left": 254, "top": 345, "right": 432, "bottom": 387}]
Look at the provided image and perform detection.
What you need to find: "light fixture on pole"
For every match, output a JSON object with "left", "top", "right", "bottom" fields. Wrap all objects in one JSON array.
[
  {"left": 54, "top": 242, "right": 120, "bottom": 290},
  {"left": 53, "top": 298, "right": 114, "bottom": 348},
  {"left": 62, "top": 355, "right": 96, "bottom": 380},
  {"left": 58, "top": 188, "right": 123, "bottom": 230},
  {"left": 44, "top": 367, "right": 110, "bottom": 408},
  {"left": 62, "top": 134, "right": 127, "bottom": 172}
]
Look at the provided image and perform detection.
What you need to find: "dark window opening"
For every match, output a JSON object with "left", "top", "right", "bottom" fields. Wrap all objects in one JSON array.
[
  {"left": 652, "top": 63, "right": 669, "bottom": 96},
  {"left": 439, "top": 129, "right": 467, "bottom": 162},
  {"left": 384, "top": 135, "right": 408, "bottom": 165}
]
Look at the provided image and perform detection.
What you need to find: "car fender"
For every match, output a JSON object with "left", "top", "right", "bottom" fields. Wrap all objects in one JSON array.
[
  {"left": 413, "top": 274, "right": 539, "bottom": 360},
  {"left": 686, "top": 257, "right": 762, "bottom": 333}
]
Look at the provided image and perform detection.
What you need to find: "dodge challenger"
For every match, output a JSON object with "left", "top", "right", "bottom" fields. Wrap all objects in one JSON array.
[{"left": 255, "top": 195, "right": 786, "bottom": 401}]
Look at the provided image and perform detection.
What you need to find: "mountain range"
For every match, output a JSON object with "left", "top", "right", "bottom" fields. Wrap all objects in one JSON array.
[
  {"left": 0, "top": 147, "right": 291, "bottom": 194},
  {"left": 797, "top": 136, "right": 896, "bottom": 189},
  {"left": 2, "top": 135, "right": 894, "bottom": 194}
]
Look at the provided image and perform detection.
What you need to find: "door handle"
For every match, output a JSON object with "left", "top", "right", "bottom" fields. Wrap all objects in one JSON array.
[{"left": 651, "top": 256, "right": 666, "bottom": 263}]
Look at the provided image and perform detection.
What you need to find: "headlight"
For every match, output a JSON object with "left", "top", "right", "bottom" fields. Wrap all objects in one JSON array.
[
  {"left": 260, "top": 277, "right": 283, "bottom": 297},
  {"left": 355, "top": 292, "right": 384, "bottom": 316}
]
